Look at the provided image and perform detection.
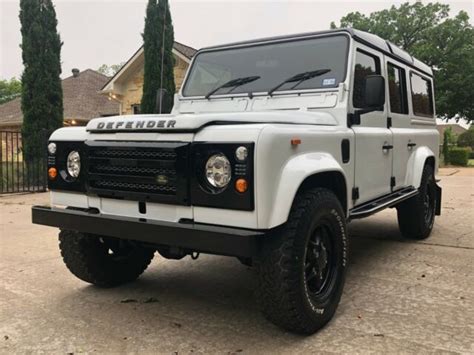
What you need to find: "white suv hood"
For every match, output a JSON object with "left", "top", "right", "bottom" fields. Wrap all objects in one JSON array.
[{"left": 86, "top": 111, "right": 337, "bottom": 133}]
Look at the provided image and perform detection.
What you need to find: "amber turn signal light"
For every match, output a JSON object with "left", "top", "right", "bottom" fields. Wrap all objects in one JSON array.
[
  {"left": 235, "top": 178, "right": 248, "bottom": 193},
  {"left": 48, "top": 167, "right": 58, "bottom": 180},
  {"left": 291, "top": 138, "right": 301, "bottom": 146}
]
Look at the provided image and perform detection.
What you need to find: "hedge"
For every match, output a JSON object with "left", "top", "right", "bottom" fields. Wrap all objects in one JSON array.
[{"left": 449, "top": 147, "right": 470, "bottom": 166}]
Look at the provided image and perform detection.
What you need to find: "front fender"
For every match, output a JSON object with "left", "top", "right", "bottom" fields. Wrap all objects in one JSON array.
[
  {"left": 405, "top": 146, "right": 436, "bottom": 188},
  {"left": 263, "top": 152, "right": 346, "bottom": 229}
]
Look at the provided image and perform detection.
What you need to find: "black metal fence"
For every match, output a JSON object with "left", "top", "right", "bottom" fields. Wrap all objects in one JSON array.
[{"left": 0, "top": 131, "right": 48, "bottom": 194}]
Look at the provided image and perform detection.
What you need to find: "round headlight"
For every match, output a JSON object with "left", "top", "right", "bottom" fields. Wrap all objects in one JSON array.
[
  {"left": 48, "top": 142, "right": 57, "bottom": 155},
  {"left": 235, "top": 146, "right": 248, "bottom": 162},
  {"left": 205, "top": 154, "right": 231, "bottom": 189},
  {"left": 67, "top": 151, "right": 81, "bottom": 178}
]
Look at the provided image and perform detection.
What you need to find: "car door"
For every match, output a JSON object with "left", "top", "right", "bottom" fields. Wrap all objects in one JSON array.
[
  {"left": 351, "top": 48, "right": 393, "bottom": 204},
  {"left": 386, "top": 60, "right": 411, "bottom": 190}
]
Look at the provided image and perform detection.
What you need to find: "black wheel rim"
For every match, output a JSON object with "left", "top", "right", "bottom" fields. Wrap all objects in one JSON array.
[
  {"left": 304, "top": 223, "right": 334, "bottom": 297},
  {"left": 424, "top": 184, "right": 435, "bottom": 226}
]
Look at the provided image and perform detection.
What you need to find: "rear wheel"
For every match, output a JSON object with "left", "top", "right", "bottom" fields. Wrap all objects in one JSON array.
[
  {"left": 59, "top": 230, "right": 155, "bottom": 287},
  {"left": 256, "top": 188, "right": 348, "bottom": 334},
  {"left": 397, "top": 164, "right": 436, "bottom": 240}
]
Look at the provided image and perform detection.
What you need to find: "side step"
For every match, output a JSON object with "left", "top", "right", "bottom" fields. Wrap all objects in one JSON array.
[{"left": 349, "top": 186, "right": 418, "bottom": 219}]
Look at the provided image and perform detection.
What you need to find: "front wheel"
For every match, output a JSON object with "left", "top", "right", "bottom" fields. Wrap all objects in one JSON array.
[
  {"left": 256, "top": 188, "right": 348, "bottom": 334},
  {"left": 397, "top": 164, "right": 436, "bottom": 240},
  {"left": 59, "top": 231, "right": 155, "bottom": 287}
]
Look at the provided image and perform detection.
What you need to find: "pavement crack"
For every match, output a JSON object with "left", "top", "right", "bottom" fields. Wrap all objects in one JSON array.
[
  {"left": 418, "top": 241, "right": 474, "bottom": 250},
  {"left": 353, "top": 235, "right": 474, "bottom": 250}
]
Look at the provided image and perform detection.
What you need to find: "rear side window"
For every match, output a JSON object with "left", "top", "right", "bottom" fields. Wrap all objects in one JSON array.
[
  {"left": 410, "top": 73, "right": 434, "bottom": 117},
  {"left": 387, "top": 63, "right": 408, "bottom": 114},
  {"left": 353, "top": 50, "right": 380, "bottom": 108}
]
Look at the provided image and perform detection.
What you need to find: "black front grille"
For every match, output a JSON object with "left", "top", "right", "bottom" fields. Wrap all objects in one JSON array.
[
  {"left": 93, "top": 149, "right": 177, "bottom": 159},
  {"left": 85, "top": 141, "right": 189, "bottom": 204},
  {"left": 92, "top": 180, "right": 177, "bottom": 193}
]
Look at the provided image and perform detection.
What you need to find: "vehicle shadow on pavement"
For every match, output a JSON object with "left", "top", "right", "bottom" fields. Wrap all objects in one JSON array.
[
  {"left": 347, "top": 214, "right": 415, "bottom": 274},
  {"left": 55, "top": 215, "right": 411, "bottom": 346}
]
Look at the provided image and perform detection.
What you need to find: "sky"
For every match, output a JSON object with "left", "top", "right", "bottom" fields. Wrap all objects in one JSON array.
[{"left": 0, "top": 0, "right": 472, "bottom": 80}]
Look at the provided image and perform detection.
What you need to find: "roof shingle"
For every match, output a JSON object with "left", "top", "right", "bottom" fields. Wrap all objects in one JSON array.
[
  {"left": 0, "top": 69, "right": 119, "bottom": 126},
  {"left": 173, "top": 41, "right": 197, "bottom": 59}
]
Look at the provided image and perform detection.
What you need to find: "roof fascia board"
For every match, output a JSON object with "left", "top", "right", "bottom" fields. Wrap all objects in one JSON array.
[
  {"left": 173, "top": 48, "right": 191, "bottom": 63},
  {"left": 100, "top": 46, "right": 144, "bottom": 93},
  {"left": 101, "top": 46, "right": 191, "bottom": 93}
]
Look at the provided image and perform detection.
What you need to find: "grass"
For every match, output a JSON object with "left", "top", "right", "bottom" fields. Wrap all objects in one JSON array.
[{"left": 468, "top": 159, "right": 474, "bottom": 167}]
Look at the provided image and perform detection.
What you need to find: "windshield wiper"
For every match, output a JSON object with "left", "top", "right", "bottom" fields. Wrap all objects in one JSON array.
[
  {"left": 205, "top": 76, "right": 261, "bottom": 99},
  {"left": 267, "top": 69, "right": 331, "bottom": 96}
]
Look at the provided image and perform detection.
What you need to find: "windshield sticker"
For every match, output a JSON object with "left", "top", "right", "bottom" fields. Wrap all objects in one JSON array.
[{"left": 322, "top": 78, "right": 336, "bottom": 86}]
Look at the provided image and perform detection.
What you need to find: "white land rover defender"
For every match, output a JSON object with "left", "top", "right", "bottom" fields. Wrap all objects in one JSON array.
[{"left": 33, "top": 29, "right": 442, "bottom": 334}]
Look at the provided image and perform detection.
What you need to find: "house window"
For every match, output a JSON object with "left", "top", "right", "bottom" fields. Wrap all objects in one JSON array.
[
  {"left": 353, "top": 50, "right": 381, "bottom": 108},
  {"left": 410, "top": 73, "right": 434, "bottom": 117},
  {"left": 387, "top": 63, "right": 408, "bottom": 114},
  {"left": 131, "top": 104, "right": 141, "bottom": 115}
]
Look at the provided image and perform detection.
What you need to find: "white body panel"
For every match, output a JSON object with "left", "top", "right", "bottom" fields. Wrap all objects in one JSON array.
[
  {"left": 49, "top": 33, "right": 439, "bottom": 231},
  {"left": 348, "top": 42, "right": 393, "bottom": 203},
  {"left": 255, "top": 124, "right": 353, "bottom": 228},
  {"left": 51, "top": 191, "right": 193, "bottom": 223},
  {"left": 383, "top": 56, "right": 439, "bottom": 190}
]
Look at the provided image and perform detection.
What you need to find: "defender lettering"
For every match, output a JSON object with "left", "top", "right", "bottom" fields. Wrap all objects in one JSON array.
[{"left": 93, "top": 119, "right": 177, "bottom": 131}]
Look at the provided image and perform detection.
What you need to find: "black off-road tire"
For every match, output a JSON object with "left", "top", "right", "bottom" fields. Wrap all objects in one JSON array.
[
  {"left": 397, "top": 164, "right": 436, "bottom": 240},
  {"left": 59, "top": 230, "right": 155, "bottom": 287},
  {"left": 256, "top": 188, "right": 348, "bottom": 334}
]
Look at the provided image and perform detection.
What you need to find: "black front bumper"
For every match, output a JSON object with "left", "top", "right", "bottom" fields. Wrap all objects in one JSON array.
[{"left": 32, "top": 206, "right": 265, "bottom": 258}]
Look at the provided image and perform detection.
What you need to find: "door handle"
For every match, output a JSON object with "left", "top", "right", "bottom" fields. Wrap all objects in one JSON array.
[
  {"left": 382, "top": 144, "right": 394, "bottom": 150},
  {"left": 407, "top": 142, "right": 417, "bottom": 148}
]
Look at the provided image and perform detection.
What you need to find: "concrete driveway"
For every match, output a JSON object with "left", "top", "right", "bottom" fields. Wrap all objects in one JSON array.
[{"left": 1, "top": 168, "right": 473, "bottom": 354}]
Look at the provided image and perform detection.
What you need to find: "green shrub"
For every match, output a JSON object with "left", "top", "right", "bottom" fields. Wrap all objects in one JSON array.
[
  {"left": 449, "top": 147, "right": 469, "bottom": 166},
  {"left": 457, "top": 127, "right": 474, "bottom": 150}
]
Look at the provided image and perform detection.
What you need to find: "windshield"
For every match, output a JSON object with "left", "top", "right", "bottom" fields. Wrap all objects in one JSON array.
[{"left": 182, "top": 35, "right": 349, "bottom": 97}]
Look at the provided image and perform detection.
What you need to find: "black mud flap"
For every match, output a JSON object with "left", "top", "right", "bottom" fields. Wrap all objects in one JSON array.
[{"left": 435, "top": 183, "right": 442, "bottom": 216}]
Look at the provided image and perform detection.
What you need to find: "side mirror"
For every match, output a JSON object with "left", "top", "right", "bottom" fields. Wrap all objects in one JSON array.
[
  {"left": 364, "top": 75, "right": 385, "bottom": 108},
  {"left": 348, "top": 75, "right": 385, "bottom": 126}
]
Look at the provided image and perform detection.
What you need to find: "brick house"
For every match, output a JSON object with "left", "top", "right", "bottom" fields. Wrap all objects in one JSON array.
[
  {"left": 0, "top": 69, "right": 119, "bottom": 162},
  {"left": 436, "top": 124, "right": 468, "bottom": 144},
  {"left": 0, "top": 69, "right": 119, "bottom": 131},
  {"left": 100, "top": 42, "right": 197, "bottom": 115}
]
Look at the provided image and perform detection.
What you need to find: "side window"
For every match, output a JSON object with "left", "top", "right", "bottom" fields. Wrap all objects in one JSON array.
[
  {"left": 410, "top": 73, "right": 434, "bottom": 117},
  {"left": 353, "top": 50, "right": 380, "bottom": 108},
  {"left": 387, "top": 63, "right": 408, "bottom": 114}
]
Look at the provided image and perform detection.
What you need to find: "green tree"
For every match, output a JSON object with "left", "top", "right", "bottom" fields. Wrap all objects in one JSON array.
[
  {"left": 331, "top": 2, "right": 474, "bottom": 121},
  {"left": 141, "top": 0, "right": 175, "bottom": 114},
  {"left": 20, "top": 0, "right": 63, "bottom": 161},
  {"left": 97, "top": 63, "right": 125, "bottom": 77},
  {"left": 0, "top": 78, "right": 21, "bottom": 104},
  {"left": 457, "top": 127, "right": 474, "bottom": 150}
]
